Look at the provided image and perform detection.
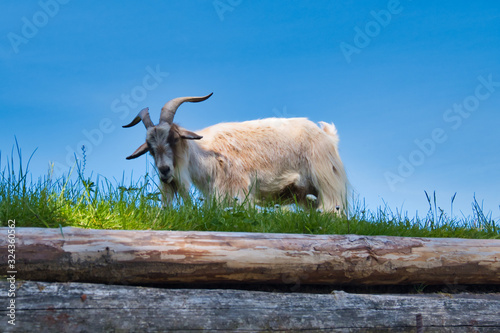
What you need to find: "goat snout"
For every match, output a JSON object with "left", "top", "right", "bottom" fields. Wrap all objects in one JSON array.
[{"left": 158, "top": 166, "right": 173, "bottom": 183}]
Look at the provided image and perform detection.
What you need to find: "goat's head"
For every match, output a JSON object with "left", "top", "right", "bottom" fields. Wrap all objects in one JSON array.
[{"left": 123, "top": 93, "right": 212, "bottom": 184}]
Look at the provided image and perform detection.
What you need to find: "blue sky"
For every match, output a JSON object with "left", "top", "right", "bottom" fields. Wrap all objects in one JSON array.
[{"left": 1, "top": 0, "right": 499, "bottom": 218}]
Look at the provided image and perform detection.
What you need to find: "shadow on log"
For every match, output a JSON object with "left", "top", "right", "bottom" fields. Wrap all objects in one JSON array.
[
  {"left": 1, "top": 281, "right": 499, "bottom": 332},
  {"left": 1, "top": 227, "right": 499, "bottom": 286}
]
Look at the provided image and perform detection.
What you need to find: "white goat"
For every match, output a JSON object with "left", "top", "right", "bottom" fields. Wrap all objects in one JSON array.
[{"left": 124, "top": 93, "right": 348, "bottom": 212}]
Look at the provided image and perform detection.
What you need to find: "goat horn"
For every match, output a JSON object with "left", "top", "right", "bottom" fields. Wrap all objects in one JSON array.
[
  {"left": 122, "top": 107, "right": 155, "bottom": 129},
  {"left": 159, "top": 93, "right": 213, "bottom": 125}
]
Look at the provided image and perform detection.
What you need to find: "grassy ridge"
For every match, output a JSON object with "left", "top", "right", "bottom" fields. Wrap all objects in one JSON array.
[{"left": 0, "top": 145, "right": 498, "bottom": 239}]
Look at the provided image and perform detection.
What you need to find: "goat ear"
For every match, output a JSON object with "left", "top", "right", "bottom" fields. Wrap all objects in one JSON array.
[
  {"left": 180, "top": 129, "right": 203, "bottom": 140},
  {"left": 126, "top": 142, "right": 149, "bottom": 160}
]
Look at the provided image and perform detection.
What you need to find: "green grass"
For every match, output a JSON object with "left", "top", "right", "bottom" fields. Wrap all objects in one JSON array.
[{"left": 0, "top": 143, "right": 498, "bottom": 239}]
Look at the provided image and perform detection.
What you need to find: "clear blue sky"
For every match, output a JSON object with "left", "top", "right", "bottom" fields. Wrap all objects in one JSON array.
[{"left": 1, "top": 0, "right": 499, "bottom": 218}]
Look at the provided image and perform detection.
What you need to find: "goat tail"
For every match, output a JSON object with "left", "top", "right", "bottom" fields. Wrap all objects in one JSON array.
[
  {"left": 312, "top": 121, "right": 349, "bottom": 213},
  {"left": 318, "top": 121, "right": 339, "bottom": 146}
]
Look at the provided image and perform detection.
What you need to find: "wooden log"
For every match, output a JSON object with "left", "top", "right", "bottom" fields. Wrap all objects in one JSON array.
[
  {"left": 1, "top": 227, "right": 499, "bottom": 286},
  {"left": 1, "top": 281, "right": 499, "bottom": 332}
]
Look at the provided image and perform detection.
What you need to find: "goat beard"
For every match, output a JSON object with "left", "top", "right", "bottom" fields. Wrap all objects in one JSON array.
[
  {"left": 162, "top": 177, "right": 178, "bottom": 191},
  {"left": 160, "top": 174, "right": 174, "bottom": 184}
]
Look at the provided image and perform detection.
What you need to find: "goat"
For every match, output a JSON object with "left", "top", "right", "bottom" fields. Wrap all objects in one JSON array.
[{"left": 123, "top": 93, "right": 348, "bottom": 212}]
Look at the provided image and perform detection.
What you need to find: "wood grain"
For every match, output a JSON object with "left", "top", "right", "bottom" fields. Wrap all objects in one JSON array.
[
  {"left": 1, "top": 281, "right": 499, "bottom": 332},
  {"left": 1, "top": 227, "right": 499, "bottom": 286}
]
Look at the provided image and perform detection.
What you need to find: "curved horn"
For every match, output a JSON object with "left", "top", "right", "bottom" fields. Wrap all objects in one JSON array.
[
  {"left": 123, "top": 107, "right": 154, "bottom": 129},
  {"left": 159, "top": 93, "right": 213, "bottom": 125}
]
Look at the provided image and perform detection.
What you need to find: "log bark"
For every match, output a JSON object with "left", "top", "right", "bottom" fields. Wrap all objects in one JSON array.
[
  {"left": 1, "top": 227, "right": 499, "bottom": 286},
  {"left": 1, "top": 281, "right": 499, "bottom": 332}
]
